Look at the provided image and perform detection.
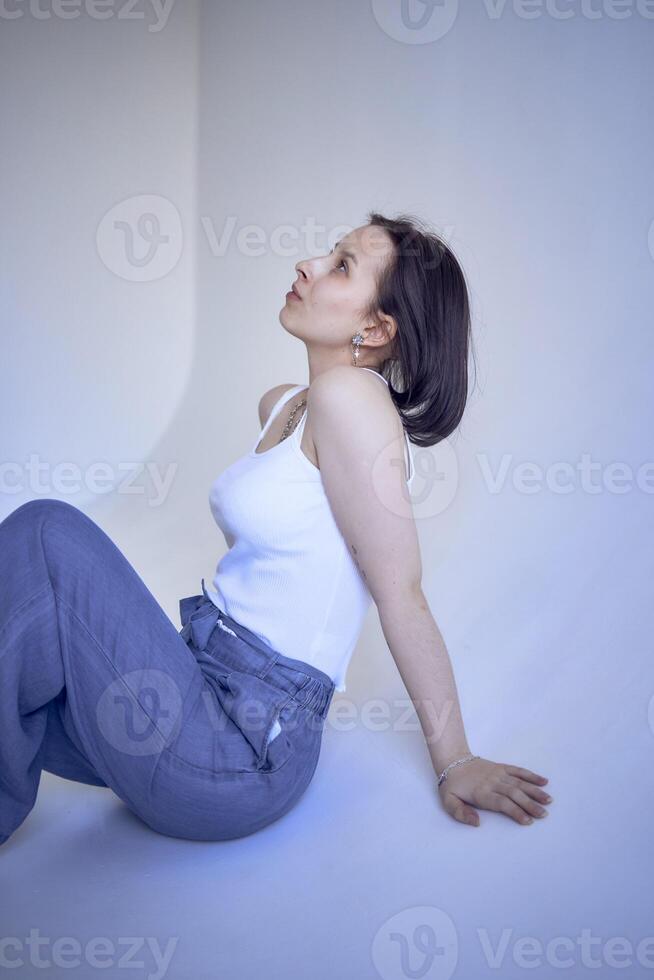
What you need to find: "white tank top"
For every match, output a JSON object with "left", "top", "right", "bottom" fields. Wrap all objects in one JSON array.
[{"left": 205, "top": 368, "right": 415, "bottom": 692}]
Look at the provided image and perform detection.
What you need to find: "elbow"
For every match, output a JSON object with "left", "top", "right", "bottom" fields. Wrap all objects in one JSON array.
[{"left": 374, "top": 580, "right": 426, "bottom": 613}]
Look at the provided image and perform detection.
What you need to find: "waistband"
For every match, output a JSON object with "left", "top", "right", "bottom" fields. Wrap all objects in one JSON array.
[{"left": 179, "top": 580, "right": 336, "bottom": 721}]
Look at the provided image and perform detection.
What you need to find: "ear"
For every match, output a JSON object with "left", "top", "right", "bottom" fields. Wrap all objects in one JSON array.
[{"left": 366, "top": 313, "right": 398, "bottom": 352}]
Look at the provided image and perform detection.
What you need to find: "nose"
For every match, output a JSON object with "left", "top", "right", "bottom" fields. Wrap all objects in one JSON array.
[{"left": 295, "top": 258, "right": 310, "bottom": 280}]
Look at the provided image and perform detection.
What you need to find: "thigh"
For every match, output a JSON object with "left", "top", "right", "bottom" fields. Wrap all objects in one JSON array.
[
  {"left": 42, "top": 693, "right": 109, "bottom": 788},
  {"left": 1, "top": 499, "right": 211, "bottom": 825}
]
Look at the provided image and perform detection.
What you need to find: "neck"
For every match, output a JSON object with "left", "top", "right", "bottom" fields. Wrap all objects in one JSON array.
[{"left": 305, "top": 350, "right": 380, "bottom": 385}]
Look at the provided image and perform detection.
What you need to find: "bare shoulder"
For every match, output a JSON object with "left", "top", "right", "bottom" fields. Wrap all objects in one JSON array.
[
  {"left": 309, "top": 365, "right": 391, "bottom": 395},
  {"left": 309, "top": 365, "right": 375, "bottom": 395},
  {"left": 308, "top": 365, "right": 395, "bottom": 419},
  {"left": 258, "top": 383, "right": 301, "bottom": 428},
  {"left": 308, "top": 365, "right": 404, "bottom": 454}
]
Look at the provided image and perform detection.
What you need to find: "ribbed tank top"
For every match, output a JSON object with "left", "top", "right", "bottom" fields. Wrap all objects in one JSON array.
[{"left": 205, "top": 368, "right": 415, "bottom": 692}]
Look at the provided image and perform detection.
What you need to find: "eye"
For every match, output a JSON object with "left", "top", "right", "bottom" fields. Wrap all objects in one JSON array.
[{"left": 328, "top": 246, "right": 348, "bottom": 272}]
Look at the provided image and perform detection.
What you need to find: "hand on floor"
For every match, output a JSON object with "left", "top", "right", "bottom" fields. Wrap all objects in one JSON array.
[{"left": 436, "top": 757, "right": 552, "bottom": 827}]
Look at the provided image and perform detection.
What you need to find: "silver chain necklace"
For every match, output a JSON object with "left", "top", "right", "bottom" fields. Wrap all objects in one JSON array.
[{"left": 278, "top": 397, "right": 307, "bottom": 444}]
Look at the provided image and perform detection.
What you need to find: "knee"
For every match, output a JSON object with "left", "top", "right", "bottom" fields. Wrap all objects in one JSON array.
[
  {"left": 1, "top": 498, "right": 89, "bottom": 537},
  {"left": 11, "top": 498, "right": 85, "bottom": 523}
]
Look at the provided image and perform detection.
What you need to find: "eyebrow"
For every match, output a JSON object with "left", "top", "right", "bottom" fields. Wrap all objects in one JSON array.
[{"left": 333, "top": 240, "right": 359, "bottom": 266}]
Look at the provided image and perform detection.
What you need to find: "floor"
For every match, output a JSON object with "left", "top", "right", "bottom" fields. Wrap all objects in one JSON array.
[{"left": 1, "top": 641, "right": 651, "bottom": 980}]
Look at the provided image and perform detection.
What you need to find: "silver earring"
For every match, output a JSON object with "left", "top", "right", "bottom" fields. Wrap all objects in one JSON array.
[{"left": 351, "top": 333, "right": 364, "bottom": 366}]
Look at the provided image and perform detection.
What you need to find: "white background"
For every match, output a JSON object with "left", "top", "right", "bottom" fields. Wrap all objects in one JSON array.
[{"left": 1, "top": 1, "right": 652, "bottom": 977}]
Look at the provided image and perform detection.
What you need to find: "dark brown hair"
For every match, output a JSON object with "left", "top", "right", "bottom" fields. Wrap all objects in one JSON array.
[{"left": 361, "top": 210, "right": 477, "bottom": 448}]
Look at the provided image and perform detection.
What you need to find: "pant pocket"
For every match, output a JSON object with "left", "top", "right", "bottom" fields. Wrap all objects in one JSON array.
[
  {"left": 265, "top": 716, "right": 283, "bottom": 747},
  {"left": 213, "top": 668, "right": 297, "bottom": 773},
  {"left": 215, "top": 619, "right": 238, "bottom": 638}
]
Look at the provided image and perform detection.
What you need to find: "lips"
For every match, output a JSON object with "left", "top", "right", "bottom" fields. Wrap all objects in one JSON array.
[{"left": 291, "top": 283, "right": 302, "bottom": 299}]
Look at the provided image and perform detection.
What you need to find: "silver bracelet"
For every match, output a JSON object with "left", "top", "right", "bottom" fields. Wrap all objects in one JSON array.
[{"left": 437, "top": 753, "right": 479, "bottom": 787}]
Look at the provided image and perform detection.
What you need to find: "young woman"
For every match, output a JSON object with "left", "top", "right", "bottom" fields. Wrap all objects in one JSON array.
[{"left": 0, "top": 211, "right": 551, "bottom": 845}]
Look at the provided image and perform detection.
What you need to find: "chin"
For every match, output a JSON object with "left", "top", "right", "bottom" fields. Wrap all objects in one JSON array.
[
  {"left": 278, "top": 306, "right": 294, "bottom": 332},
  {"left": 279, "top": 307, "right": 306, "bottom": 342}
]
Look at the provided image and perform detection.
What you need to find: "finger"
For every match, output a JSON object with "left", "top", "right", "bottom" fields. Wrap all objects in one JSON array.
[
  {"left": 504, "top": 765, "right": 549, "bottom": 785},
  {"left": 518, "top": 779, "right": 552, "bottom": 804},
  {"left": 487, "top": 790, "right": 535, "bottom": 825},
  {"left": 498, "top": 774, "right": 552, "bottom": 805},
  {"left": 442, "top": 793, "right": 480, "bottom": 827},
  {"left": 507, "top": 786, "right": 549, "bottom": 819}
]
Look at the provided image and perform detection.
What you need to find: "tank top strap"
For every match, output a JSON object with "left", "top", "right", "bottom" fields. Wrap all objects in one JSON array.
[
  {"left": 359, "top": 368, "right": 414, "bottom": 484},
  {"left": 254, "top": 384, "right": 306, "bottom": 451},
  {"left": 274, "top": 375, "right": 414, "bottom": 484},
  {"left": 404, "top": 431, "right": 415, "bottom": 483}
]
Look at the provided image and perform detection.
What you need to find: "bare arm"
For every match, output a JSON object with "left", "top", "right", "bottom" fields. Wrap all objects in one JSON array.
[
  {"left": 376, "top": 587, "right": 472, "bottom": 773},
  {"left": 308, "top": 367, "right": 469, "bottom": 771},
  {"left": 309, "top": 366, "right": 552, "bottom": 827}
]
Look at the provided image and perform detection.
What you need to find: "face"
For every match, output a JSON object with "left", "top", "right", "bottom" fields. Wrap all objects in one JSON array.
[{"left": 279, "top": 224, "right": 396, "bottom": 361}]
